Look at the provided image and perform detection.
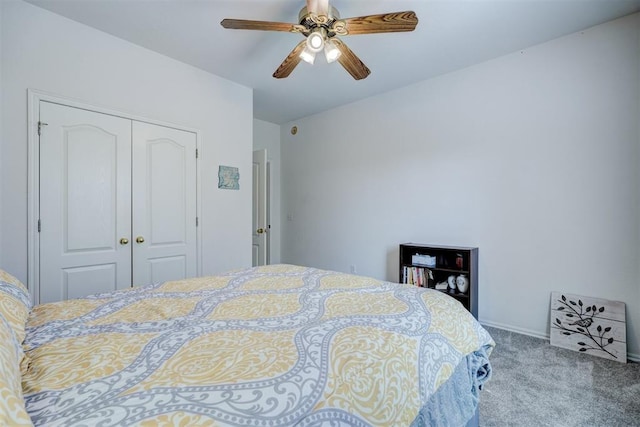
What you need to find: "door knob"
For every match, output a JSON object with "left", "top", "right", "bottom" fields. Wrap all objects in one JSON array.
[
  {"left": 136, "top": 236, "right": 145, "bottom": 243},
  {"left": 119, "top": 238, "right": 129, "bottom": 245},
  {"left": 256, "top": 228, "right": 264, "bottom": 234}
]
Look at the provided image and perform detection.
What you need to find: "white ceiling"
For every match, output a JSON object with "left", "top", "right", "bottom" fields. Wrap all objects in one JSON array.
[{"left": 25, "top": 0, "right": 640, "bottom": 124}]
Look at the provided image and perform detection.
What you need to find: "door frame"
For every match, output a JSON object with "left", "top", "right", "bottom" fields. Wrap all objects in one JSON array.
[
  {"left": 252, "top": 149, "right": 268, "bottom": 266},
  {"left": 27, "top": 89, "right": 203, "bottom": 305}
]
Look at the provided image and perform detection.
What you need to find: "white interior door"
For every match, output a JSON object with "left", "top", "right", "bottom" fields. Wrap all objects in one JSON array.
[
  {"left": 252, "top": 149, "right": 268, "bottom": 266},
  {"left": 132, "top": 121, "right": 197, "bottom": 286},
  {"left": 39, "top": 102, "right": 132, "bottom": 303}
]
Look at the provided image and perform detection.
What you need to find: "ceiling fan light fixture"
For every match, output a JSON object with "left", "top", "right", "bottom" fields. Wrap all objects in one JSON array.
[
  {"left": 300, "top": 46, "right": 316, "bottom": 64},
  {"left": 324, "top": 39, "right": 341, "bottom": 63},
  {"left": 221, "top": 4, "right": 418, "bottom": 80},
  {"left": 306, "top": 28, "right": 326, "bottom": 53}
]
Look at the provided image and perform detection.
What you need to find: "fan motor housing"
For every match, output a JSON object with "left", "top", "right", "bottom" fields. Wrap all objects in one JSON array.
[
  {"left": 299, "top": 6, "right": 341, "bottom": 35},
  {"left": 298, "top": 6, "right": 340, "bottom": 21}
]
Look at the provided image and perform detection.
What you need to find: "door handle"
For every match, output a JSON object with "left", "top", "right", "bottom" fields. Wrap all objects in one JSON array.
[
  {"left": 119, "top": 238, "right": 129, "bottom": 245},
  {"left": 136, "top": 236, "right": 145, "bottom": 244},
  {"left": 256, "top": 228, "right": 265, "bottom": 234}
]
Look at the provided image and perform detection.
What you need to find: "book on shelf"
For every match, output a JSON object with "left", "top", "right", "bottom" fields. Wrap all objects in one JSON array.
[{"left": 401, "top": 265, "right": 433, "bottom": 288}]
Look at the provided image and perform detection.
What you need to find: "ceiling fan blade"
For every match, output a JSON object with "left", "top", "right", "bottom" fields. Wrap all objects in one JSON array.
[
  {"left": 221, "top": 19, "right": 299, "bottom": 32},
  {"left": 307, "top": 0, "right": 329, "bottom": 16},
  {"left": 332, "top": 39, "right": 371, "bottom": 80},
  {"left": 273, "top": 40, "right": 307, "bottom": 79},
  {"left": 339, "top": 11, "right": 418, "bottom": 35}
]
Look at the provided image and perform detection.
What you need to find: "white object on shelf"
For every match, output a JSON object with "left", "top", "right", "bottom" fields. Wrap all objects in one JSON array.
[
  {"left": 456, "top": 274, "right": 469, "bottom": 293},
  {"left": 435, "top": 282, "right": 448, "bottom": 290},
  {"left": 412, "top": 254, "right": 436, "bottom": 267}
]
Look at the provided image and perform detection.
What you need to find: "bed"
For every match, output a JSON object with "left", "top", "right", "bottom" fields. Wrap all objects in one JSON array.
[{"left": 1, "top": 264, "right": 493, "bottom": 426}]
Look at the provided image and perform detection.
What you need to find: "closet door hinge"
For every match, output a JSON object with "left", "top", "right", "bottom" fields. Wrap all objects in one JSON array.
[
  {"left": 38, "top": 219, "right": 41, "bottom": 232},
  {"left": 196, "top": 217, "right": 199, "bottom": 227},
  {"left": 37, "top": 121, "right": 48, "bottom": 136},
  {"left": 196, "top": 149, "right": 199, "bottom": 159}
]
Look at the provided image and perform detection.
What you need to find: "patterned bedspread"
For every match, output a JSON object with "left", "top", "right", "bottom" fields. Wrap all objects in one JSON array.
[{"left": 22, "top": 264, "right": 493, "bottom": 426}]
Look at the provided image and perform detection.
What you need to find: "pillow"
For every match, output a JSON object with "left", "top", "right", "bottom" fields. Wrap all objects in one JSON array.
[
  {"left": 0, "top": 314, "right": 33, "bottom": 425},
  {"left": 0, "top": 269, "right": 32, "bottom": 345}
]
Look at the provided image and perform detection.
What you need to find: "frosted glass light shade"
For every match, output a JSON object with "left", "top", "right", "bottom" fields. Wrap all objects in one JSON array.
[
  {"left": 324, "top": 40, "right": 341, "bottom": 63},
  {"left": 300, "top": 47, "right": 316, "bottom": 64},
  {"left": 306, "top": 31, "right": 325, "bottom": 53}
]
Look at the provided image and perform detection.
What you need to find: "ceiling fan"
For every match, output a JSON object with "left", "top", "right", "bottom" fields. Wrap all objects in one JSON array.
[{"left": 220, "top": 0, "right": 418, "bottom": 80}]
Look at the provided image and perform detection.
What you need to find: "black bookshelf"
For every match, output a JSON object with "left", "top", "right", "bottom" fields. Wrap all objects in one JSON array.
[{"left": 399, "top": 243, "right": 478, "bottom": 318}]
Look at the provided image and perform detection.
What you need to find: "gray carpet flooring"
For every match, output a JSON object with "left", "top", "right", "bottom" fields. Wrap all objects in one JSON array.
[{"left": 479, "top": 326, "right": 640, "bottom": 426}]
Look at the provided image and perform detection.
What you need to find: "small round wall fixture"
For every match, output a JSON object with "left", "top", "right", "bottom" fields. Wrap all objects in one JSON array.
[{"left": 291, "top": 126, "right": 298, "bottom": 135}]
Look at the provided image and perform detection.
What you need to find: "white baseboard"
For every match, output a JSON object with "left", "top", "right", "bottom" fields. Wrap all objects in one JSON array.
[
  {"left": 479, "top": 319, "right": 640, "bottom": 363},
  {"left": 480, "top": 320, "right": 549, "bottom": 340}
]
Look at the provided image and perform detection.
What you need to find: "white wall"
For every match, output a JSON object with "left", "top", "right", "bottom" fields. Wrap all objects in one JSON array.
[
  {"left": 0, "top": 2, "right": 3, "bottom": 268},
  {"left": 253, "top": 119, "right": 281, "bottom": 264},
  {"left": 281, "top": 14, "right": 640, "bottom": 359},
  {"left": 1, "top": 0, "right": 253, "bottom": 283}
]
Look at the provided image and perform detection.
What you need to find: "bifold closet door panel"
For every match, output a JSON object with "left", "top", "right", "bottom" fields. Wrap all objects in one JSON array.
[
  {"left": 131, "top": 121, "right": 197, "bottom": 286},
  {"left": 39, "top": 101, "right": 132, "bottom": 303}
]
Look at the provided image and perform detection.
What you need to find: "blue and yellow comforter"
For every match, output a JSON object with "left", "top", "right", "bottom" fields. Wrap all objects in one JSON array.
[{"left": 22, "top": 264, "right": 493, "bottom": 426}]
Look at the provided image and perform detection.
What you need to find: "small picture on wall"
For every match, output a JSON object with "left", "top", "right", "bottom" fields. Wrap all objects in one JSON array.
[{"left": 218, "top": 165, "right": 239, "bottom": 190}]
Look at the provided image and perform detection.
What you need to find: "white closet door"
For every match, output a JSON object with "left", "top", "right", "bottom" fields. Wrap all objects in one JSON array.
[
  {"left": 132, "top": 122, "right": 197, "bottom": 286},
  {"left": 39, "top": 102, "right": 132, "bottom": 303}
]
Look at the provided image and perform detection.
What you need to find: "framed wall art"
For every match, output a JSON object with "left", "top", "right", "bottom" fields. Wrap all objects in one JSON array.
[{"left": 218, "top": 165, "right": 239, "bottom": 190}]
